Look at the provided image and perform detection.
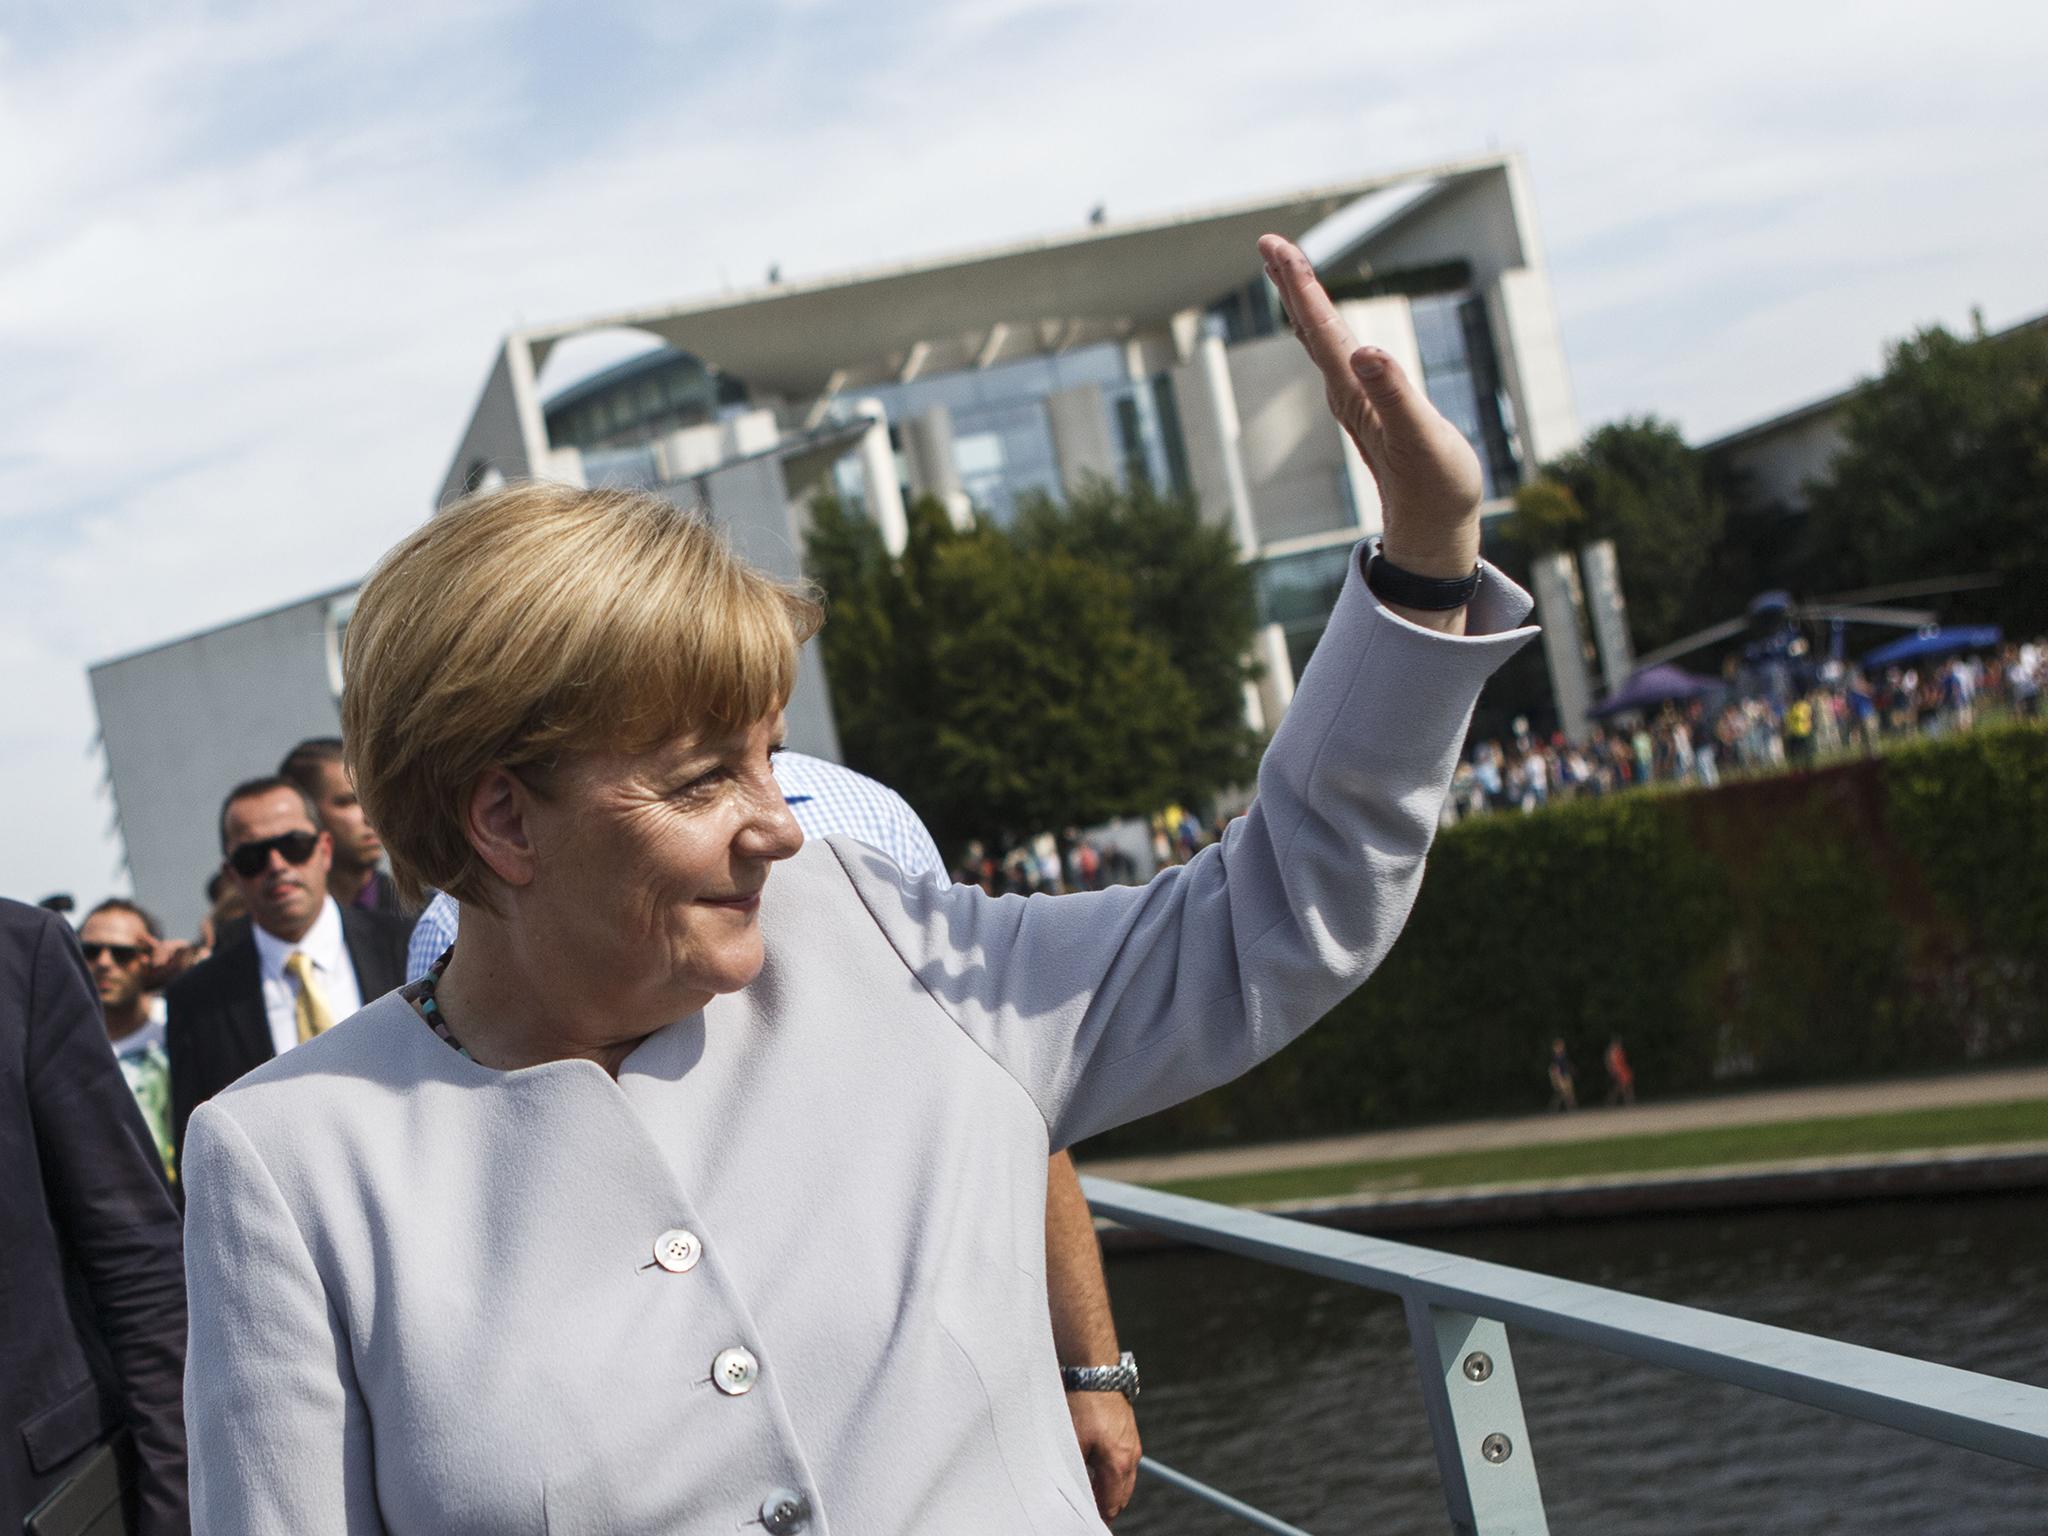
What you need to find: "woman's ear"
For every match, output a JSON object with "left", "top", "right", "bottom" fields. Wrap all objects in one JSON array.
[{"left": 465, "top": 767, "right": 540, "bottom": 889}]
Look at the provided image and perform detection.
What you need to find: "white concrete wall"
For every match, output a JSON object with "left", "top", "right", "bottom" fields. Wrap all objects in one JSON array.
[
  {"left": 90, "top": 594, "right": 349, "bottom": 937},
  {"left": 1355, "top": 164, "right": 1528, "bottom": 293},
  {"left": 435, "top": 337, "right": 551, "bottom": 508},
  {"left": 725, "top": 408, "right": 781, "bottom": 458},
  {"left": 1222, "top": 330, "right": 1352, "bottom": 546},
  {"left": 696, "top": 455, "right": 843, "bottom": 763},
  {"left": 1194, "top": 298, "right": 1421, "bottom": 546},
  {"left": 1487, "top": 266, "right": 1582, "bottom": 471},
  {"left": 657, "top": 422, "right": 730, "bottom": 480}
]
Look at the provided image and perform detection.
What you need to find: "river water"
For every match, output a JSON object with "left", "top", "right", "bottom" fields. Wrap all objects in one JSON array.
[{"left": 1107, "top": 1193, "right": 2048, "bottom": 1534}]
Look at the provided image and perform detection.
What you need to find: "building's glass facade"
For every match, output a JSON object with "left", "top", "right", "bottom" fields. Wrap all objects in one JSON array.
[
  {"left": 1409, "top": 291, "right": 1521, "bottom": 500},
  {"left": 845, "top": 343, "right": 1174, "bottom": 524},
  {"left": 544, "top": 350, "right": 746, "bottom": 452},
  {"left": 1254, "top": 543, "right": 1358, "bottom": 684}
]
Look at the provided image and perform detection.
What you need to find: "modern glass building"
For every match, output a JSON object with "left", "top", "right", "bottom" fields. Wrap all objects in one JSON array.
[
  {"left": 443, "top": 154, "right": 1580, "bottom": 730},
  {"left": 92, "top": 155, "right": 1585, "bottom": 927}
]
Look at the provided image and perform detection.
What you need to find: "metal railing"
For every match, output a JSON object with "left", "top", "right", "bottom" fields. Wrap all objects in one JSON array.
[{"left": 1083, "top": 1176, "right": 2048, "bottom": 1535}]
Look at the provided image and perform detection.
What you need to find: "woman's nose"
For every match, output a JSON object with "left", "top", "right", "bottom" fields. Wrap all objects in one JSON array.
[{"left": 739, "top": 791, "right": 804, "bottom": 861}]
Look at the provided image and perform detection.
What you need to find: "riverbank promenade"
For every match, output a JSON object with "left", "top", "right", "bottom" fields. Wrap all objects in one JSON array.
[{"left": 1084, "top": 1063, "right": 2048, "bottom": 1192}]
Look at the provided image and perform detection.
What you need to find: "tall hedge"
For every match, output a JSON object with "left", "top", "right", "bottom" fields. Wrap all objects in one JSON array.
[{"left": 1085, "top": 724, "right": 2048, "bottom": 1155}]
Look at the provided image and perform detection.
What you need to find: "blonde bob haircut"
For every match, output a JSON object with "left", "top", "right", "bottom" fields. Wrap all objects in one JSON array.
[{"left": 341, "top": 483, "right": 822, "bottom": 911}]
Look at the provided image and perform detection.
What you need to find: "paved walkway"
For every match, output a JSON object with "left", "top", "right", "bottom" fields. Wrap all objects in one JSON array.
[{"left": 1080, "top": 1064, "right": 2048, "bottom": 1185}]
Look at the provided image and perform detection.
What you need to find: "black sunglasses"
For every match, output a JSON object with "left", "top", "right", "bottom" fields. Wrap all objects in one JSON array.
[
  {"left": 82, "top": 942, "right": 146, "bottom": 964},
  {"left": 227, "top": 829, "right": 322, "bottom": 878}
]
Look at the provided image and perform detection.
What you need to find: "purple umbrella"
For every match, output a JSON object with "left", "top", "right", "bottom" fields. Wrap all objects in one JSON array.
[{"left": 1590, "top": 663, "right": 1719, "bottom": 719}]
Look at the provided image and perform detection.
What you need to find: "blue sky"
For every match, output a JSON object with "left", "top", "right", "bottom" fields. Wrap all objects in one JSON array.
[{"left": 4, "top": 0, "right": 2046, "bottom": 906}]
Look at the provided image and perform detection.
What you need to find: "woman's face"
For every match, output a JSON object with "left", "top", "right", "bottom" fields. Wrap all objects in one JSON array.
[{"left": 525, "top": 712, "right": 803, "bottom": 1020}]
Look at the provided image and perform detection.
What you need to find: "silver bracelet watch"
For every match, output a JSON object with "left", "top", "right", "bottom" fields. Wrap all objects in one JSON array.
[{"left": 1059, "top": 1350, "right": 1139, "bottom": 1399}]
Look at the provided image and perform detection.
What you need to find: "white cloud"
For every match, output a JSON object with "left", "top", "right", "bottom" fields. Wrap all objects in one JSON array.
[{"left": 4, "top": 0, "right": 2047, "bottom": 906}]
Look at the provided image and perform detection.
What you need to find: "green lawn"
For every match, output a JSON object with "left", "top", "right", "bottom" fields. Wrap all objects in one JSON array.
[{"left": 1152, "top": 1099, "right": 2048, "bottom": 1207}]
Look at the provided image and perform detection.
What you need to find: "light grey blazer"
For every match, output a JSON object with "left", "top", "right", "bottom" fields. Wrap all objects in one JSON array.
[{"left": 182, "top": 548, "right": 1536, "bottom": 1535}]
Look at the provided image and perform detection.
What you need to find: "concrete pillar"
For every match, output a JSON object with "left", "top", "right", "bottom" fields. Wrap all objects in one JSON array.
[
  {"left": 853, "top": 398, "right": 908, "bottom": 556},
  {"left": 1169, "top": 334, "right": 1260, "bottom": 556},
  {"left": 698, "top": 453, "right": 843, "bottom": 762},
  {"left": 1171, "top": 335, "right": 1276, "bottom": 729},
  {"left": 1579, "top": 539, "right": 1635, "bottom": 690},
  {"left": 1045, "top": 383, "right": 1119, "bottom": 498},
  {"left": 1530, "top": 550, "right": 1597, "bottom": 744},
  {"left": 1254, "top": 623, "right": 1295, "bottom": 731},
  {"left": 902, "top": 404, "right": 972, "bottom": 530},
  {"left": 436, "top": 334, "right": 552, "bottom": 509}
]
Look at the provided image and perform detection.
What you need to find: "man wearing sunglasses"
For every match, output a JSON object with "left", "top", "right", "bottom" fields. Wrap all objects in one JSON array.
[
  {"left": 165, "top": 777, "right": 413, "bottom": 1164},
  {"left": 79, "top": 899, "right": 179, "bottom": 1181}
]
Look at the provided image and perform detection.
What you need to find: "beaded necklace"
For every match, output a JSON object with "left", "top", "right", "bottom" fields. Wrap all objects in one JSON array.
[{"left": 408, "top": 946, "right": 472, "bottom": 1059}]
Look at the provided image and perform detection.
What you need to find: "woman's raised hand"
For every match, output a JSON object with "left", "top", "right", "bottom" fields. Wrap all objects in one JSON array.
[{"left": 1259, "top": 234, "right": 1484, "bottom": 596}]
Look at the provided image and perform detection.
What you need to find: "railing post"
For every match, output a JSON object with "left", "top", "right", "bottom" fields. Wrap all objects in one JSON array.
[{"left": 1404, "top": 1299, "right": 1550, "bottom": 1536}]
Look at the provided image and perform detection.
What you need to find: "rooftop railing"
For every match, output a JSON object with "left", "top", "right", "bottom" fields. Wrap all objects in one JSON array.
[{"left": 1082, "top": 1176, "right": 2048, "bottom": 1535}]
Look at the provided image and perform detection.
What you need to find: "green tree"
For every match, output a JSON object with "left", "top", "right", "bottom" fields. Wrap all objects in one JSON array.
[
  {"left": 1503, "top": 476, "right": 1586, "bottom": 555},
  {"left": 805, "top": 492, "right": 1224, "bottom": 855},
  {"left": 1011, "top": 480, "right": 1261, "bottom": 798},
  {"left": 1800, "top": 320, "right": 2048, "bottom": 636},
  {"left": 1524, "top": 418, "right": 1730, "bottom": 652}
]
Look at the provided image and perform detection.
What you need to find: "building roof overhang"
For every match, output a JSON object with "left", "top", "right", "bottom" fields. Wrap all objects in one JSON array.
[{"left": 518, "top": 154, "right": 1513, "bottom": 399}]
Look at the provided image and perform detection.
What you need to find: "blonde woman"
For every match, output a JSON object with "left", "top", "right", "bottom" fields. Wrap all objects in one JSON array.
[{"left": 181, "top": 237, "right": 1536, "bottom": 1534}]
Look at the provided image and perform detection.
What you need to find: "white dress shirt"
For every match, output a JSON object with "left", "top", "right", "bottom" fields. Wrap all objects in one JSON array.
[{"left": 251, "top": 897, "right": 364, "bottom": 1060}]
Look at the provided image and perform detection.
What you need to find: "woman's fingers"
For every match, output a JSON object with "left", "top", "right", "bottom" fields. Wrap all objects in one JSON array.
[
  {"left": 1348, "top": 344, "right": 1431, "bottom": 437},
  {"left": 1259, "top": 234, "right": 1366, "bottom": 401},
  {"left": 1258, "top": 231, "right": 1484, "bottom": 564}
]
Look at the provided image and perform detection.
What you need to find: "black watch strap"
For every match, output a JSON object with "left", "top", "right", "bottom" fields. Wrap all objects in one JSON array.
[{"left": 1365, "top": 543, "right": 1482, "bottom": 611}]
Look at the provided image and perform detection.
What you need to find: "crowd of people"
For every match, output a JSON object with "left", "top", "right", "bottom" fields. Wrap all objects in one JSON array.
[
  {"left": 1448, "top": 638, "right": 2043, "bottom": 820},
  {"left": 949, "top": 805, "right": 1234, "bottom": 897}
]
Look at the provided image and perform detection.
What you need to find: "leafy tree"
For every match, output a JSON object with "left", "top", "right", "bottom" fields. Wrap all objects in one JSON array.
[
  {"left": 805, "top": 491, "right": 1239, "bottom": 855},
  {"left": 1010, "top": 480, "right": 1261, "bottom": 798},
  {"left": 1799, "top": 319, "right": 2048, "bottom": 636},
  {"left": 1519, "top": 418, "right": 1730, "bottom": 652},
  {"left": 1503, "top": 477, "right": 1585, "bottom": 555}
]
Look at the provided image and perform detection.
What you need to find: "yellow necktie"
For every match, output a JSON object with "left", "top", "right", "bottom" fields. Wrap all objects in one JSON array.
[{"left": 284, "top": 951, "right": 337, "bottom": 1043}]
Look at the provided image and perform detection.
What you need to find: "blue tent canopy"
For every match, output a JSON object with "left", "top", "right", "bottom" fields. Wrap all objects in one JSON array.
[
  {"left": 1590, "top": 663, "right": 1720, "bottom": 719},
  {"left": 1862, "top": 626, "right": 2003, "bottom": 669}
]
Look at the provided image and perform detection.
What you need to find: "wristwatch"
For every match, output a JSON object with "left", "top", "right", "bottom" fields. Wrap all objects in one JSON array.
[
  {"left": 1060, "top": 1350, "right": 1140, "bottom": 1400},
  {"left": 1365, "top": 539, "right": 1482, "bottom": 611}
]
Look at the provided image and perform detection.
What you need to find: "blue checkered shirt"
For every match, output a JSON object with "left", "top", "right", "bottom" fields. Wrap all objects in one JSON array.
[{"left": 405, "top": 751, "right": 942, "bottom": 982}]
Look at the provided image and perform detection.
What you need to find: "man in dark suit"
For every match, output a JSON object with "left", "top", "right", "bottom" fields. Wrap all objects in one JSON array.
[
  {"left": 1, "top": 897, "right": 189, "bottom": 1534},
  {"left": 167, "top": 776, "right": 411, "bottom": 1159}
]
